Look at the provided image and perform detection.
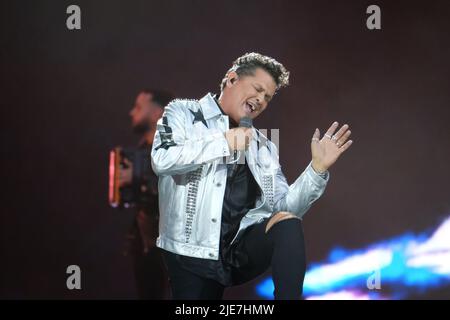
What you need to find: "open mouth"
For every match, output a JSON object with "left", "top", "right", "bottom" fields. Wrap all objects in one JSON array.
[{"left": 244, "top": 101, "right": 257, "bottom": 114}]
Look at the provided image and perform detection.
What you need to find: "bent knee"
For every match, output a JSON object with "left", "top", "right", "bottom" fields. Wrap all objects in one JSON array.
[{"left": 265, "top": 211, "right": 300, "bottom": 233}]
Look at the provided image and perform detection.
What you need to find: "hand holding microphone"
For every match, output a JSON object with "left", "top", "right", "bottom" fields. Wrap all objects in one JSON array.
[
  {"left": 224, "top": 117, "right": 253, "bottom": 152},
  {"left": 224, "top": 117, "right": 253, "bottom": 177}
]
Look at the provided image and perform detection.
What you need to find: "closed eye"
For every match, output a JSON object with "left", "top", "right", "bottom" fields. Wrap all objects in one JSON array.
[
  {"left": 253, "top": 85, "right": 263, "bottom": 92},
  {"left": 254, "top": 85, "right": 272, "bottom": 102}
]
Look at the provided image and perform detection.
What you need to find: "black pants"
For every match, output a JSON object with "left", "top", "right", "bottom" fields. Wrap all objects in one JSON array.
[
  {"left": 130, "top": 216, "right": 169, "bottom": 299},
  {"left": 164, "top": 217, "right": 306, "bottom": 300},
  {"left": 133, "top": 246, "right": 168, "bottom": 299}
]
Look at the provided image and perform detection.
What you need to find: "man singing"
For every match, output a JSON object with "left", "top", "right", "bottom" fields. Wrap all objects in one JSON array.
[{"left": 151, "top": 52, "right": 353, "bottom": 299}]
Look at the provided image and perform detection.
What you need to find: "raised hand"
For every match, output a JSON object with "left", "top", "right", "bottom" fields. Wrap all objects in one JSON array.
[{"left": 310, "top": 121, "right": 353, "bottom": 173}]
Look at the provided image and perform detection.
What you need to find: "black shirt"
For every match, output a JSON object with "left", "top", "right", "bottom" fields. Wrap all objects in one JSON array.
[
  {"left": 164, "top": 95, "right": 260, "bottom": 286},
  {"left": 126, "top": 141, "right": 160, "bottom": 257},
  {"left": 135, "top": 141, "right": 159, "bottom": 215}
]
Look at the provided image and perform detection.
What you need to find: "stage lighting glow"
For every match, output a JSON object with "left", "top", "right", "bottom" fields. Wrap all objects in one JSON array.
[
  {"left": 256, "top": 216, "right": 450, "bottom": 299},
  {"left": 306, "top": 290, "right": 371, "bottom": 300}
]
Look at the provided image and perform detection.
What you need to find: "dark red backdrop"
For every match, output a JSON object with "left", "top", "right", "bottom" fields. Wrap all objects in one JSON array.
[{"left": 1, "top": 0, "right": 449, "bottom": 299}]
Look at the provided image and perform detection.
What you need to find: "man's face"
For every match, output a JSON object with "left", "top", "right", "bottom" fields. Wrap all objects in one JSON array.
[
  {"left": 220, "top": 68, "right": 277, "bottom": 124},
  {"left": 129, "top": 92, "right": 162, "bottom": 133}
]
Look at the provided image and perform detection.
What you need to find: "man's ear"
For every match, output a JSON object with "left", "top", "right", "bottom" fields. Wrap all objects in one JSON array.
[
  {"left": 151, "top": 106, "right": 164, "bottom": 122},
  {"left": 226, "top": 71, "right": 238, "bottom": 87},
  {"left": 156, "top": 107, "right": 164, "bottom": 119}
]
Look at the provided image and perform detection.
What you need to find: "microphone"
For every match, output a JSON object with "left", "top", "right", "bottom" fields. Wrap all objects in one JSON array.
[
  {"left": 228, "top": 117, "right": 253, "bottom": 178},
  {"left": 239, "top": 116, "right": 253, "bottom": 129}
]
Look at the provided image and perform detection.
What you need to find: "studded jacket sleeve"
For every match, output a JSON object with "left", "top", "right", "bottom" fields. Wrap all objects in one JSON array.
[
  {"left": 271, "top": 141, "right": 330, "bottom": 219},
  {"left": 151, "top": 100, "right": 231, "bottom": 176}
]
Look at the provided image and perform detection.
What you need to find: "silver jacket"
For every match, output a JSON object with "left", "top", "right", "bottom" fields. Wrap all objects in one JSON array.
[{"left": 151, "top": 93, "right": 330, "bottom": 260}]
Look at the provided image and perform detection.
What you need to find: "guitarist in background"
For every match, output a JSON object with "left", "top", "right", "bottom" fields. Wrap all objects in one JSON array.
[{"left": 119, "top": 88, "right": 174, "bottom": 299}]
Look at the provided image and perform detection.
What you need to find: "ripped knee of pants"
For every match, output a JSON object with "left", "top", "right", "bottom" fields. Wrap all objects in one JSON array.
[{"left": 265, "top": 211, "right": 300, "bottom": 233}]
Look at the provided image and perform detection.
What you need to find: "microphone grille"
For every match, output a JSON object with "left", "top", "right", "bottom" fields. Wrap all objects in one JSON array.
[{"left": 239, "top": 117, "right": 253, "bottom": 128}]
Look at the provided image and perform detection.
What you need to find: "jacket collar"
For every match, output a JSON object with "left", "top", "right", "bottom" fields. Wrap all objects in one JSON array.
[{"left": 198, "top": 92, "right": 224, "bottom": 120}]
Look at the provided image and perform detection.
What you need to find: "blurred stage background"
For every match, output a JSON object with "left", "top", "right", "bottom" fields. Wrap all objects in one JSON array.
[{"left": 1, "top": 0, "right": 450, "bottom": 299}]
